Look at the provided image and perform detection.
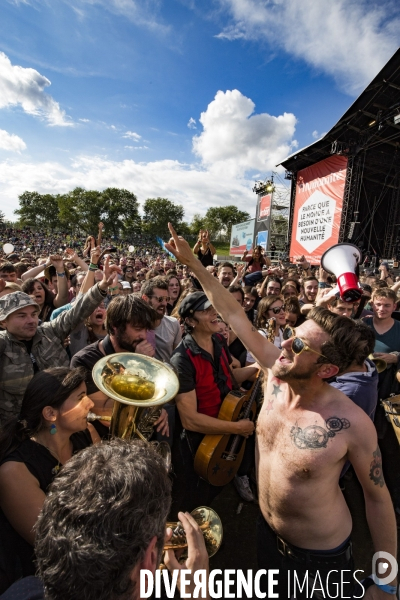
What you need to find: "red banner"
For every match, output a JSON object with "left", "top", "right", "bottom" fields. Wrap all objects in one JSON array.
[
  {"left": 289, "top": 155, "right": 348, "bottom": 264},
  {"left": 258, "top": 194, "right": 271, "bottom": 221}
]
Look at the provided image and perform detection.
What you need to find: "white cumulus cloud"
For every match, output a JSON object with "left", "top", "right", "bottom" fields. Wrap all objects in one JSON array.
[
  {"left": 0, "top": 155, "right": 260, "bottom": 222},
  {"left": 192, "top": 89, "right": 297, "bottom": 176},
  {"left": 123, "top": 131, "right": 142, "bottom": 140},
  {"left": 0, "top": 129, "right": 26, "bottom": 152},
  {"left": 0, "top": 52, "right": 72, "bottom": 126},
  {"left": 216, "top": 0, "right": 400, "bottom": 94}
]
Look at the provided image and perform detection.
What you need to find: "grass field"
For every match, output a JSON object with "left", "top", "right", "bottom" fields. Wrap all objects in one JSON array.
[{"left": 212, "top": 241, "right": 231, "bottom": 255}]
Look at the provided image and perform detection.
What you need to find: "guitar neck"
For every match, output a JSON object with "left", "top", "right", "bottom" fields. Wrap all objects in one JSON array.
[{"left": 228, "top": 372, "right": 262, "bottom": 456}]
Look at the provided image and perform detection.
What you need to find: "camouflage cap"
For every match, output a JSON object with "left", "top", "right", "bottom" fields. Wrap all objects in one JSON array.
[{"left": 0, "top": 292, "right": 40, "bottom": 321}]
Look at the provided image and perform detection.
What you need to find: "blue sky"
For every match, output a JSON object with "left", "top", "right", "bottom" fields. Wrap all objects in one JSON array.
[{"left": 0, "top": 0, "right": 399, "bottom": 223}]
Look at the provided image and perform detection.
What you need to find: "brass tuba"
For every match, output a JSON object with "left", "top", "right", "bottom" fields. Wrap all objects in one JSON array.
[{"left": 91, "top": 353, "right": 179, "bottom": 469}]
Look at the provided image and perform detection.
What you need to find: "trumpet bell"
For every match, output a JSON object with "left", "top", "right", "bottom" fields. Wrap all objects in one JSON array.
[
  {"left": 165, "top": 506, "right": 223, "bottom": 558},
  {"left": 368, "top": 354, "right": 387, "bottom": 374}
]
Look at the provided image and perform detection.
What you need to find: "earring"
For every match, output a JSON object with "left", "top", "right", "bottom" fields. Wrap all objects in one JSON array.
[{"left": 50, "top": 423, "right": 57, "bottom": 435}]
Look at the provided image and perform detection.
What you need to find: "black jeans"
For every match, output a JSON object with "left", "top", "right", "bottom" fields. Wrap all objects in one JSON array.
[{"left": 257, "top": 515, "right": 359, "bottom": 599}]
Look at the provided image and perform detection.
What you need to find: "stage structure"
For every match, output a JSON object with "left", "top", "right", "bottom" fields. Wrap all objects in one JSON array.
[
  {"left": 279, "top": 48, "right": 400, "bottom": 263},
  {"left": 252, "top": 173, "right": 291, "bottom": 252}
]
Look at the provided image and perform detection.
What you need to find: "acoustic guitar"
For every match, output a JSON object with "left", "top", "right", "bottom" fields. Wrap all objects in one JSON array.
[{"left": 194, "top": 372, "right": 262, "bottom": 486}]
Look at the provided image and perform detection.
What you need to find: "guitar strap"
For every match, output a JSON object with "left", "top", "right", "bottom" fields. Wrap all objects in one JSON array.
[{"left": 220, "top": 348, "right": 240, "bottom": 391}]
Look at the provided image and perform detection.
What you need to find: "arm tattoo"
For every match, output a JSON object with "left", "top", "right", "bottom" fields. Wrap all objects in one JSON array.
[
  {"left": 369, "top": 446, "right": 385, "bottom": 487},
  {"left": 290, "top": 416, "right": 350, "bottom": 450}
]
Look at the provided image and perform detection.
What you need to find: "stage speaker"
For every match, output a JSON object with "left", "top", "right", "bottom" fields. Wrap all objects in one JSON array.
[{"left": 321, "top": 243, "right": 362, "bottom": 302}]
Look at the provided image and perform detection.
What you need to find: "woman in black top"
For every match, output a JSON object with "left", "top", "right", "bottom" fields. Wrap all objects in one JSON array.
[
  {"left": 193, "top": 229, "right": 216, "bottom": 267},
  {"left": 0, "top": 367, "right": 98, "bottom": 592}
]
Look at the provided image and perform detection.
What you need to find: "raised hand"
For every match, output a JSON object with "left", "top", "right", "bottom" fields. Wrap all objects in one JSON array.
[
  {"left": 90, "top": 246, "right": 102, "bottom": 266},
  {"left": 164, "top": 511, "right": 209, "bottom": 595},
  {"left": 49, "top": 254, "right": 64, "bottom": 272},
  {"left": 166, "top": 224, "right": 197, "bottom": 267}
]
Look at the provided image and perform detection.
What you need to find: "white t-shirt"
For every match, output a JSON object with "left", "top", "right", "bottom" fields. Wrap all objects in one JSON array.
[{"left": 246, "top": 328, "right": 283, "bottom": 364}]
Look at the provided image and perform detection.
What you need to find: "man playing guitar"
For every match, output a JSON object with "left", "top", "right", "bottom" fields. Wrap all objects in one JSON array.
[{"left": 170, "top": 292, "right": 258, "bottom": 515}]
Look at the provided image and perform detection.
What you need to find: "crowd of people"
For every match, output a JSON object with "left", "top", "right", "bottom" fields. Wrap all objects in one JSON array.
[{"left": 0, "top": 224, "right": 398, "bottom": 599}]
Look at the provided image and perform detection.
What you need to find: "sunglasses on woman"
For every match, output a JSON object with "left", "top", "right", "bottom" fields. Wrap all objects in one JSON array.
[
  {"left": 270, "top": 305, "right": 285, "bottom": 314},
  {"left": 282, "top": 326, "right": 327, "bottom": 358}
]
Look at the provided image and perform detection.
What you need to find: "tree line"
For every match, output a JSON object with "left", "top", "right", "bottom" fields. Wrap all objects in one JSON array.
[{"left": 12, "top": 188, "right": 251, "bottom": 240}]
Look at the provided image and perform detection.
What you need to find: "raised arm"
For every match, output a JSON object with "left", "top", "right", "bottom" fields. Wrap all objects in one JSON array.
[
  {"left": 64, "top": 247, "right": 89, "bottom": 272},
  {"left": 165, "top": 225, "right": 280, "bottom": 369},
  {"left": 48, "top": 254, "right": 69, "bottom": 308},
  {"left": 21, "top": 259, "right": 49, "bottom": 282}
]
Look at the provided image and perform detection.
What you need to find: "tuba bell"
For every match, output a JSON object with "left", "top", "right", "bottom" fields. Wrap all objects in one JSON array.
[{"left": 91, "top": 354, "right": 178, "bottom": 470}]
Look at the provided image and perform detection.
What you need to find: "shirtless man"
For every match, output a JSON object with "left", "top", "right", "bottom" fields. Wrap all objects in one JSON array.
[{"left": 166, "top": 225, "right": 397, "bottom": 600}]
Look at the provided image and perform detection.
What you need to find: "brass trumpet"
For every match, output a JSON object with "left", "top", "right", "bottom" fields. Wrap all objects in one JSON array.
[
  {"left": 368, "top": 354, "right": 387, "bottom": 374},
  {"left": 160, "top": 507, "right": 223, "bottom": 569}
]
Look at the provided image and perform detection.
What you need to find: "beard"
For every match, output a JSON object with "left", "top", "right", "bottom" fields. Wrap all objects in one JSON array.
[
  {"left": 114, "top": 329, "right": 144, "bottom": 353},
  {"left": 271, "top": 360, "right": 317, "bottom": 381}
]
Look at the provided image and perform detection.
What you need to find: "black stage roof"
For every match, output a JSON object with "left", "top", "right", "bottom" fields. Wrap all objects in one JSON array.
[{"left": 279, "top": 48, "right": 400, "bottom": 258}]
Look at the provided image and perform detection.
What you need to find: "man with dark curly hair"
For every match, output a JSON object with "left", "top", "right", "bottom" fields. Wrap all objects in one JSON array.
[{"left": 0, "top": 439, "right": 208, "bottom": 600}]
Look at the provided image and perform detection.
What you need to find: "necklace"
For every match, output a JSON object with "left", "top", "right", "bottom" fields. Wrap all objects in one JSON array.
[{"left": 32, "top": 437, "right": 71, "bottom": 476}]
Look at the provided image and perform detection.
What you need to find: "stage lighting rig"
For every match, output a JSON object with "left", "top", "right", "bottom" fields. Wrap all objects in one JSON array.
[{"left": 252, "top": 176, "right": 275, "bottom": 195}]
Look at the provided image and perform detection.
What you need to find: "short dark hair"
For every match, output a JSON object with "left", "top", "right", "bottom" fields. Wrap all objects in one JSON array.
[
  {"left": 327, "top": 296, "right": 354, "bottom": 308},
  {"left": 303, "top": 276, "right": 318, "bottom": 284},
  {"left": 284, "top": 296, "right": 301, "bottom": 316},
  {"left": 217, "top": 261, "right": 234, "bottom": 274},
  {"left": 266, "top": 276, "right": 282, "bottom": 288},
  {"left": 106, "top": 295, "right": 158, "bottom": 335},
  {"left": 228, "top": 285, "right": 244, "bottom": 302},
  {"left": 35, "top": 439, "right": 171, "bottom": 600},
  {"left": 307, "top": 307, "right": 357, "bottom": 372},
  {"left": 0, "top": 263, "right": 16, "bottom": 274},
  {"left": 243, "top": 286, "right": 258, "bottom": 298},
  {"left": 349, "top": 320, "right": 376, "bottom": 367},
  {"left": 140, "top": 276, "right": 168, "bottom": 297}
]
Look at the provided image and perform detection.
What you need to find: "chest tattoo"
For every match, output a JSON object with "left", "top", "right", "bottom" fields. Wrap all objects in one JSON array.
[{"left": 290, "top": 416, "right": 350, "bottom": 450}]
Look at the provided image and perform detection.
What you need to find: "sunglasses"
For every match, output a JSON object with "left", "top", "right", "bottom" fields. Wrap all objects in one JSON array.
[
  {"left": 282, "top": 327, "right": 327, "bottom": 359},
  {"left": 149, "top": 295, "right": 171, "bottom": 303},
  {"left": 270, "top": 306, "right": 285, "bottom": 314}
]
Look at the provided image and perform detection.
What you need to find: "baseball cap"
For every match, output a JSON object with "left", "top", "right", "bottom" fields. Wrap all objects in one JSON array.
[
  {"left": 121, "top": 281, "right": 132, "bottom": 290},
  {"left": 0, "top": 292, "right": 40, "bottom": 320},
  {"left": 178, "top": 292, "right": 212, "bottom": 318}
]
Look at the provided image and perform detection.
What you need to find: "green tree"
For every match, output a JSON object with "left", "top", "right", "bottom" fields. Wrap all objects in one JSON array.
[
  {"left": 189, "top": 213, "right": 207, "bottom": 236},
  {"left": 58, "top": 188, "right": 103, "bottom": 235},
  {"left": 203, "top": 206, "right": 251, "bottom": 240},
  {"left": 142, "top": 198, "right": 185, "bottom": 238},
  {"left": 101, "top": 188, "right": 141, "bottom": 237},
  {"left": 15, "top": 191, "right": 60, "bottom": 230},
  {"left": 0, "top": 210, "right": 5, "bottom": 227}
]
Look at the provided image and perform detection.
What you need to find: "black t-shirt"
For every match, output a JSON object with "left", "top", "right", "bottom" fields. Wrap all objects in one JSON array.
[
  {"left": 71, "top": 339, "right": 105, "bottom": 395},
  {"left": 22, "top": 340, "right": 39, "bottom": 374}
]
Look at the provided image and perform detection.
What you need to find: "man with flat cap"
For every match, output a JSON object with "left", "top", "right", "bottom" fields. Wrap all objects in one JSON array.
[
  {"left": 170, "top": 291, "right": 258, "bottom": 515},
  {"left": 0, "top": 258, "right": 118, "bottom": 425}
]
